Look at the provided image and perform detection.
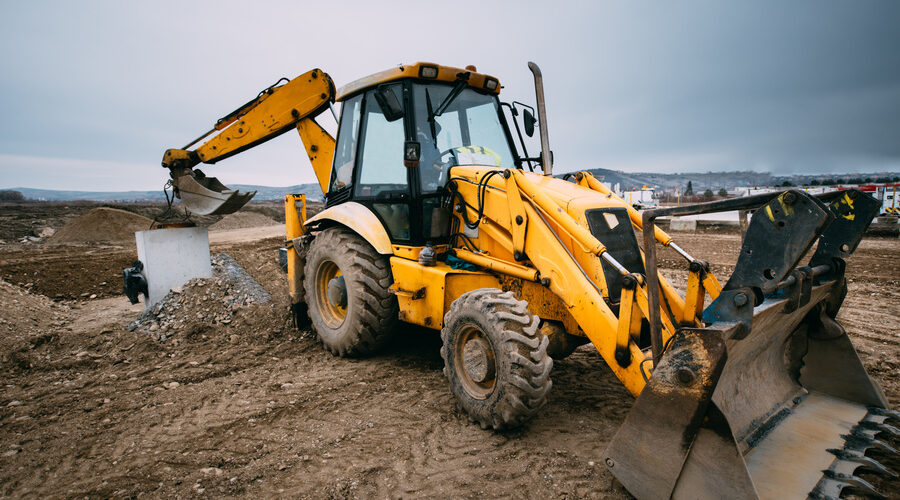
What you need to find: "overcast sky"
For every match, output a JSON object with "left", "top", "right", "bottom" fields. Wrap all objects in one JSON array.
[{"left": 1, "top": 1, "right": 898, "bottom": 191}]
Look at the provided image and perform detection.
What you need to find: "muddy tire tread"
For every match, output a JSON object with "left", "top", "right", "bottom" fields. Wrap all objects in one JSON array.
[
  {"left": 303, "top": 227, "right": 397, "bottom": 357},
  {"left": 440, "top": 288, "right": 552, "bottom": 430}
]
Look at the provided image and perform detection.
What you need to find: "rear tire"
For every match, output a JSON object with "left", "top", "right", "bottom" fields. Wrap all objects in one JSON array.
[
  {"left": 303, "top": 227, "right": 398, "bottom": 356},
  {"left": 440, "top": 289, "right": 552, "bottom": 430}
]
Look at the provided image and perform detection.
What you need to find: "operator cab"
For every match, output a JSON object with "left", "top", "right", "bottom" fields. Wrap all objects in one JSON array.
[{"left": 326, "top": 63, "right": 520, "bottom": 246}]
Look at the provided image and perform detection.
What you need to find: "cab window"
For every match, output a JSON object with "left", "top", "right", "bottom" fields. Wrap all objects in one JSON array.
[
  {"left": 355, "top": 84, "right": 407, "bottom": 198},
  {"left": 330, "top": 94, "right": 362, "bottom": 192},
  {"left": 413, "top": 83, "right": 515, "bottom": 193},
  {"left": 355, "top": 84, "right": 411, "bottom": 240}
]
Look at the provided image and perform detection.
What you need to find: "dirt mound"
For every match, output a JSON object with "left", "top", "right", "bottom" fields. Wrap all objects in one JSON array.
[
  {"left": 49, "top": 207, "right": 153, "bottom": 244},
  {"left": 210, "top": 212, "right": 279, "bottom": 231},
  {"left": 1, "top": 219, "right": 898, "bottom": 498},
  {"left": 0, "top": 279, "right": 71, "bottom": 370},
  {"left": 128, "top": 254, "right": 271, "bottom": 341}
]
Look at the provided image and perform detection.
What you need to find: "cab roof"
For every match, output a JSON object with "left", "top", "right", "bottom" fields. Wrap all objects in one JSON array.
[{"left": 335, "top": 62, "right": 501, "bottom": 101}]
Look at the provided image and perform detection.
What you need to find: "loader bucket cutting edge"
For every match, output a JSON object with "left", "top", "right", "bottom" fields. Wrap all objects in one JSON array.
[
  {"left": 607, "top": 281, "right": 897, "bottom": 500},
  {"left": 605, "top": 189, "right": 896, "bottom": 500},
  {"left": 173, "top": 174, "right": 256, "bottom": 216}
]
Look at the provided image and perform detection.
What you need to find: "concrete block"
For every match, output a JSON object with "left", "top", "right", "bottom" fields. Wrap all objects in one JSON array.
[
  {"left": 669, "top": 218, "right": 698, "bottom": 232},
  {"left": 135, "top": 227, "right": 212, "bottom": 308}
]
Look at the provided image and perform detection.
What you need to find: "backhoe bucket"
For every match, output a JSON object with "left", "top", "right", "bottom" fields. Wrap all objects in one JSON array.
[
  {"left": 606, "top": 190, "right": 897, "bottom": 499},
  {"left": 173, "top": 173, "right": 256, "bottom": 216}
]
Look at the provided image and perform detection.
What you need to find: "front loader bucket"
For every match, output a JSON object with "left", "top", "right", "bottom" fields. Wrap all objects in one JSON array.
[
  {"left": 606, "top": 190, "right": 898, "bottom": 499},
  {"left": 173, "top": 173, "right": 256, "bottom": 216}
]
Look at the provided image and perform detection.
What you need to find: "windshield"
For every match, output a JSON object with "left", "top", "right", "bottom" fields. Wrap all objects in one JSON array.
[{"left": 413, "top": 83, "right": 515, "bottom": 192}]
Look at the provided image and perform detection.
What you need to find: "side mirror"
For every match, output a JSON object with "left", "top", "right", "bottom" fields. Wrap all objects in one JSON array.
[
  {"left": 523, "top": 109, "right": 536, "bottom": 137},
  {"left": 374, "top": 86, "right": 404, "bottom": 122},
  {"left": 404, "top": 140, "right": 420, "bottom": 168}
]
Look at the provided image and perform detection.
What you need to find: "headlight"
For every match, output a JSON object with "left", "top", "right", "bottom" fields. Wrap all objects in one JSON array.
[
  {"left": 419, "top": 65, "right": 439, "bottom": 79},
  {"left": 484, "top": 78, "right": 499, "bottom": 91}
]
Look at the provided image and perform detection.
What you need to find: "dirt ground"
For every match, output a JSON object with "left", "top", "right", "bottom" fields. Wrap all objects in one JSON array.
[{"left": 0, "top": 203, "right": 897, "bottom": 499}]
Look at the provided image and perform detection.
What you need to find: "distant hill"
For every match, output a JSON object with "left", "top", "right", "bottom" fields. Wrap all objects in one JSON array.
[
  {"left": 578, "top": 168, "right": 775, "bottom": 191},
  {"left": 574, "top": 168, "right": 899, "bottom": 192},
  {"left": 7, "top": 169, "right": 898, "bottom": 201},
  {"left": 8, "top": 184, "right": 324, "bottom": 202}
]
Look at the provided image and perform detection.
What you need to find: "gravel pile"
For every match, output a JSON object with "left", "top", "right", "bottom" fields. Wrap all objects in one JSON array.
[
  {"left": 128, "top": 253, "right": 271, "bottom": 341},
  {"left": 209, "top": 212, "right": 279, "bottom": 231}
]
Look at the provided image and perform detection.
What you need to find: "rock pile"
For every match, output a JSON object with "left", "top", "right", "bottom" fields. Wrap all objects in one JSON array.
[{"left": 128, "top": 253, "right": 271, "bottom": 341}]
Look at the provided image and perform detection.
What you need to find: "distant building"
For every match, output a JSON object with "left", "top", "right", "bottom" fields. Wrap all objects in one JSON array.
[{"left": 621, "top": 186, "right": 657, "bottom": 209}]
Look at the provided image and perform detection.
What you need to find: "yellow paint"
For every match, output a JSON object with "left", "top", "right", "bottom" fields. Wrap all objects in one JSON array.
[
  {"left": 778, "top": 195, "right": 794, "bottom": 217},
  {"left": 505, "top": 173, "right": 528, "bottom": 256},
  {"left": 702, "top": 273, "right": 722, "bottom": 300},
  {"left": 194, "top": 69, "right": 335, "bottom": 165},
  {"left": 577, "top": 171, "right": 674, "bottom": 246},
  {"left": 616, "top": 286, "right": 638, "bottom": 352},
  {"left": 433, "top": 165, "right": 734, "bottom": 395},
  {"left": 391, "top": 244, "right": 448, "bottom": 262},
  {"left": 284, "top": 194, "right": 307, "bottom": 306},
  {"left": 305, "top": 202, "right": 393, "bottom": 254},
  {"left": 336, "top": 62, "right": 501, "bottom": 101},
  {"left": 840, "top": 193, "right": 856, "bottom": 220},
  {"left": 389, "top": 258, "right": 501, "bottom": 329},
  {"left": 295, "top": 119, "right": 336, "bottom": 194},
  {"left": 165, "top": 60, "right": 731, "bottom": 402},
  {"left": 454, "top": 248, "right": 540, "bottom": 282},
  {"left": 843, "top": 192, "right": 855, "bottom": 208}
]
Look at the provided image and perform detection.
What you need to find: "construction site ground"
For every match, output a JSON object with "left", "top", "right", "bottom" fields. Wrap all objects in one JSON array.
[{"left": 0, "top": 202, "right": 897, "bottom": 498}]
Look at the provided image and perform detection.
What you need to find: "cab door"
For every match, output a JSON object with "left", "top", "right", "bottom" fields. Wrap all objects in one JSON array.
[{"left": 349, "top": 83, "right": 414, "bottom": 242}]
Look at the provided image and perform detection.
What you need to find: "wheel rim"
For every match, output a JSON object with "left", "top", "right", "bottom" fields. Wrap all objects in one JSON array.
[
  {"left": 454, "top": 323, "right": 497, "bottom": 400},
  {"left": 315, "top": 260, "right": 346, "bottom": 328}
]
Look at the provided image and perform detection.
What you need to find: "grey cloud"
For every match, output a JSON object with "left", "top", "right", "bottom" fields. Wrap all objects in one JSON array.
[{"left": 0, "top": 1, "right": 897, "bottom": 191}]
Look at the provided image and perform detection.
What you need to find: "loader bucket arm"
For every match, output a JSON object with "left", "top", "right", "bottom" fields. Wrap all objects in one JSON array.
[
  {"left": 605, "top": 189, "right": 897, "bottom": 499},
  {"left": 161, "top": 68, "right": 336, "bottom": 216}
]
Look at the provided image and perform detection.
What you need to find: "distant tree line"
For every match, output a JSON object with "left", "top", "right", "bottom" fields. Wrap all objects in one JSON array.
[
  {"left": 0, "top": 189, "right": 25, "bottom": 201},
  {"left": 807, "top": 176, "right": 898, "bottom": 186}
]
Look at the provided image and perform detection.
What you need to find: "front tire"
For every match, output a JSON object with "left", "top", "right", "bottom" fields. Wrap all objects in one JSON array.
[
  {"left": 303, "top": 227, "right": 398, "bottom": 356},
  {"left": 440, "top": 289, "right": 553, "bottom": 430}
]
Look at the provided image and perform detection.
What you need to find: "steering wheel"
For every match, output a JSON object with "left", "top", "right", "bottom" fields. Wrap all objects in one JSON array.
[{"left": 431, "top": 148, "right": 458, "bottom": 187}]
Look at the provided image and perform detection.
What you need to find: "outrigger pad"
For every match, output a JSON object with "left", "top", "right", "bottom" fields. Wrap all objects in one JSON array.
[{"left": 173, "top": 173, "right": 256, "bottom": 216}]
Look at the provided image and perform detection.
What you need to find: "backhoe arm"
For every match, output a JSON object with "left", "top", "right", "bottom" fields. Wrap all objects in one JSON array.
[{"left": 161, "top": 68, "right": 336, "bottom": 215}]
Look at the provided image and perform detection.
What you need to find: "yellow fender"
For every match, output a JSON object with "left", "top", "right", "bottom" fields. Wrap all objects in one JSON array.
[{"left": 304, "top": 201, "right": 392, "bottom": 255}]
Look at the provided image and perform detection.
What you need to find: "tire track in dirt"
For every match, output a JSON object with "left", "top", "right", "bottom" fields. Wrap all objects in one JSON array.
[{"left": 2, "top": 224, "right": 897, "bottom": 498}]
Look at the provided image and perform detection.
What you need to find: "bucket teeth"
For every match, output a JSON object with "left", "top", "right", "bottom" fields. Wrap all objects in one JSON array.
[
  {"left": 826, "top": 448, "right": 897, "bottom": 478},
  {"left": 858, "top": 420, "right": 900, "bottom": 438},
  {"left": 867, "top": 406, "right": 900, "bottom": 423},
  {"left": 819, "top": 470, "right": 885, "bottom": 499},
  {"left": 842, "top": 430, "right": 897, "bottom": 455}
]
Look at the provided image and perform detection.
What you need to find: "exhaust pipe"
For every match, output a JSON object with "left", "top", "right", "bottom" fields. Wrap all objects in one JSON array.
[{"left": 528, "top": 62, "right": 552, "bottom": 175}]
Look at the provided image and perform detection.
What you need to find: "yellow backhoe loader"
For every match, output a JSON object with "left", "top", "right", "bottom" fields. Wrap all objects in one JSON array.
[{"left": 159, "top": 62, "right": 897, "bottom": 499}]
